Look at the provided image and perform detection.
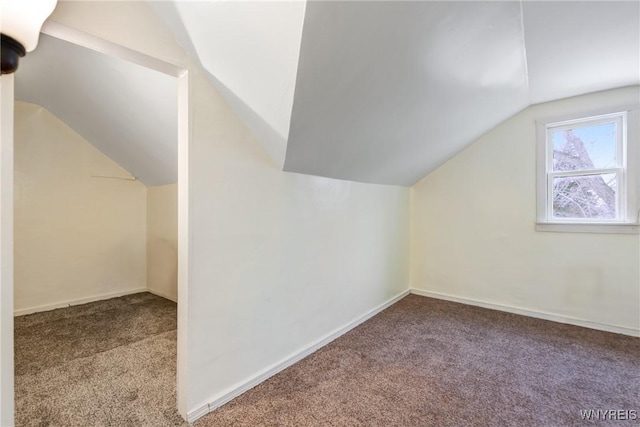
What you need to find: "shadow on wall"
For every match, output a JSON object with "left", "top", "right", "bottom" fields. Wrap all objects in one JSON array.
[
  {"left": 147, "top": 183, "right": 178, "bottom": 302},
  {"left": 148, "top": 237, "right": 178, "bottom": 300}
]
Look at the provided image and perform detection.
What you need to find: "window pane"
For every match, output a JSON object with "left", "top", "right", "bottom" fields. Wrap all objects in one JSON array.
[
  {"left": 552, "top": 173, "right": 617, "bottom": 219},
  {"left": 552, "top": 122, "right": 616, "bottom": 171}
]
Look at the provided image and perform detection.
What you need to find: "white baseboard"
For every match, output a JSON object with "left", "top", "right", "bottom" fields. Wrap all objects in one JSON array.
[
  {"left": 146, "top": 288, "right": 177, "bottom": 303},
  {"left": 410, "top": 288, "right": 640, "bottom": 337},
  {"left": 14, "top": 287, "right": 148, "bottom": 316},
  {"left": 187, "top": 289, "right": 410, "bottom": 423},
  {"left": 187, "top": 404, "right": 210, "bottom": 423}
]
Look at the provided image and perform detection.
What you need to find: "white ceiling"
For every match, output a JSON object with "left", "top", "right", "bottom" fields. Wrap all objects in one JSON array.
[
  {"left": 19, "top": 1, "right": 637, "bottom": 188},
  {"left": 283, "top": 0, "right": 640, "bottom": 185},
  {"left": 523, "top": 1, "right": 640, "bottom": 104},
  {"left": 149, "top": 0, "right": 305, "bottom": 169},
  {"left": 284, "top": 1, "right": 530, "bottom": 185},
  {"left": 148, "top": 0, "right": 638, "bottom": 187},
  {"left": 15, "top": 33, "right": 178, "bottom": 186}
]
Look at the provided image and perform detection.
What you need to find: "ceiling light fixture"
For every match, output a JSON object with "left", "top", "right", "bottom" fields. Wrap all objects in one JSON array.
[{"left": 1, "top": 0, "right": 58, "bottom": 74}]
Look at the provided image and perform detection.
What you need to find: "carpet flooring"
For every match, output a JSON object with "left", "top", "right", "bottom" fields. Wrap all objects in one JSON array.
[
  {"left": 195, "top": 295, "right": 639, "bottom": 427},
  {"left": 15, "top": 293, "right": 640, "bottom": 426},
  {"left": 14, "top": 292, "right": 184, "bottom": 427}
]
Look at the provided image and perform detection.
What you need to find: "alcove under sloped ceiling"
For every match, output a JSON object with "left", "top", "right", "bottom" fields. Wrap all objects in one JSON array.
[
  {"left": 19, "top": 2, "right": 638, "bottom": 187},
  {"left": 149, "top": 0, "right": 639, "bottom": 187},
  {"left": 15, "top": 33, "right": 178, "bottom": 186}
]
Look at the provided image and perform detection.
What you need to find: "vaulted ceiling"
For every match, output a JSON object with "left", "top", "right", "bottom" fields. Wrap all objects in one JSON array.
[
  {"left": 152, "top": 0, "right": 640, "bottom": 186},
  {"left": 286, "top": 1, "right": 530, "bottom": 185},
  {"left": 17, "top": 1, "right": 639, "bottom": 187},
  {"left": 286, "top": 1, "right": 640, "bottom": 185}
]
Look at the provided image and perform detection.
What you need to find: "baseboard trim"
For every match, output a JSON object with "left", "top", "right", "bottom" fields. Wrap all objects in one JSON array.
[
  {"left": 410, "top": 288, "right": 640, "bottom": 337},
  {"left": 14, "top": 288, "right": 148, "bottom": 316},
  {"left": 187, "top": 403, "right": 210, "bottom": 423},
  {"left": 187, "top": 289, "right": 410, "bottom": 423},
  {"left": 146, "top": 288, "right": 177, "bottom": 303}
]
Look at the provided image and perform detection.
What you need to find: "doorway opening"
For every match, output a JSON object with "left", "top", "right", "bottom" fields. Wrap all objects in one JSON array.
[{"left": 7, "top": 22, "right": 189, "bottom": 425}]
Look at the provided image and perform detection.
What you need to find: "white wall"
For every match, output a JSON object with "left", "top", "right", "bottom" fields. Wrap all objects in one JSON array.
[
  {"left": 411, "top": 86, "right": 640, "bottom": 334},
  {"left": 147, "top": 184, "right": 178, "bottom": 302},
  {"left": 149, "top": 1, "right": 306, "bottom": 169},
  {"left": 186, "top": 65, "right": 410, "bottom": 414},
  {"left": 47, "top": 3, "right": 411, "bottom": 419},
  {"left": 13, "top": 101, "right": 148, "bottom": 313},
  {"left": 0, "top": 74, "right": 15, "bottom": 427}
]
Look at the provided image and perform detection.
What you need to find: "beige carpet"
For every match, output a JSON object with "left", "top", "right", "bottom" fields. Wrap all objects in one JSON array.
[
  {"left": 15, "top": 293, "right": 640, "bottom": 426},
  {"left": 196, "top": 295, "right": 639, "bottom": 427},
  {"left": 14, "top": 292, "right": 185, "bottom": 427}
]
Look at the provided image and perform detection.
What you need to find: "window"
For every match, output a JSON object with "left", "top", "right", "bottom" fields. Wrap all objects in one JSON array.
[{"left": 537, "top": 108, "right": 639, "bottom": 234}]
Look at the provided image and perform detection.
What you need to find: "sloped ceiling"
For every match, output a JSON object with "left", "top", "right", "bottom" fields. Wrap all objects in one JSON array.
[
  {"left": 19, "top": 1, "right": 638, "bottom": 188},
  {"left": 148, "top": 0, "right": 305, "bottom": 169},
  {"left": 149, "top": 0, "right": 639, "bottom": 187},
  {"left": 523, "top": 1, "right": 640, "bottom": 104},
  {"left": 285, "top": 1, "right": 530, "bottom": 185},
  {"left": 15, "top": 33, "right": 177, "bottom": 186},
  {"left": 284, "top": 0, "right": 640, "bottom": 185}
]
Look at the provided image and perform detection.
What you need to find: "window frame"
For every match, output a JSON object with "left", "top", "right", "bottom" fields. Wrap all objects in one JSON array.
[{"left": 536, "top": 106, "right": 639, "bottom": 234}]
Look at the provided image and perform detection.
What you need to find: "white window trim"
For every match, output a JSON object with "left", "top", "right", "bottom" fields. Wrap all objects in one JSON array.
[{"left": 536, "top": 105, "right": 639, "bottom": 234}]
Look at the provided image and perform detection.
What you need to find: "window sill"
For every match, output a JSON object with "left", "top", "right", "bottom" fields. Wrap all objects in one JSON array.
[{"left": 536, "top": 222, "right": 640, "bottom": 234}]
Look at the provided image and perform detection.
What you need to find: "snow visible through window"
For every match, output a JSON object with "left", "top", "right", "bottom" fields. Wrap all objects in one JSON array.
[{"left": 550, "top": 122, "right": 618, "bottom": 219}]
